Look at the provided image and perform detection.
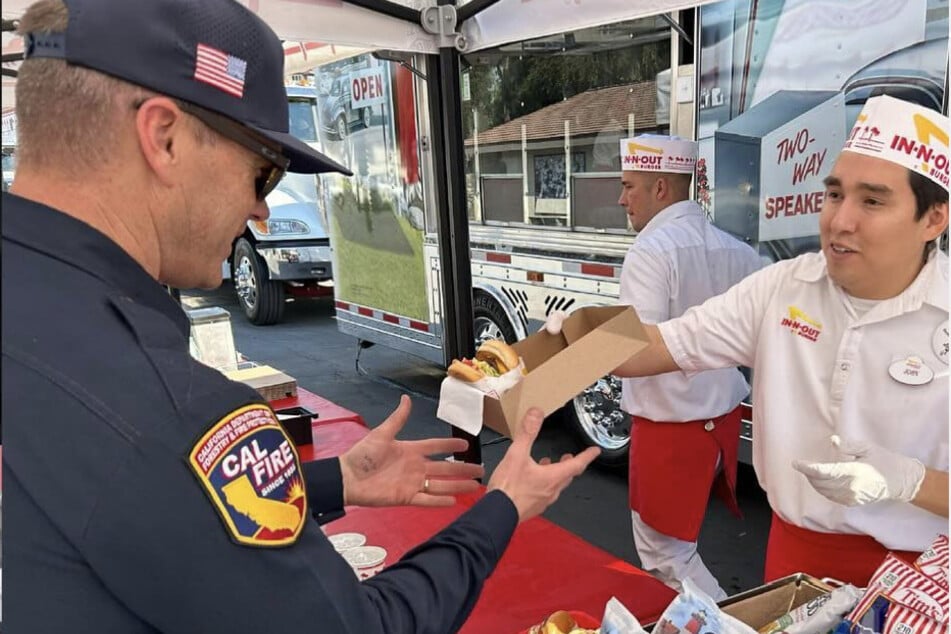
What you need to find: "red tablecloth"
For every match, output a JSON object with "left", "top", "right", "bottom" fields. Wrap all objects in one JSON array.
[{"left": 326, "top": 494, "right": 676, "bottom": 632}]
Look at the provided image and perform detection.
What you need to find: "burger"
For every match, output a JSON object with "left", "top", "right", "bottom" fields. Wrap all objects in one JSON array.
[{"left": 447, "top": 339, "right": 520, "bottom": 382}]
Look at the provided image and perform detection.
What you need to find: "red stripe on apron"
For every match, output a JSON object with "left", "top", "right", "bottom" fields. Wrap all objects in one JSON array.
[
  {"left": 628, "top": 405, "right": 743, "bottom": 542},
  {"left": 764, "top": 512, "right": 920, "bottom": 586}
]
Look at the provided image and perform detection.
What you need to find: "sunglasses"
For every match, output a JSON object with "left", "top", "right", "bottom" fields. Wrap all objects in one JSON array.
[{"left": 175, "top": 101, "right": 290, "bottom": 201}]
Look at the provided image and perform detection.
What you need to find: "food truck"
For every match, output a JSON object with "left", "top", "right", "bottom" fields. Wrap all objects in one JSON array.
[{"left": 261, "top": 0, "right": 948, "bottom": 466}]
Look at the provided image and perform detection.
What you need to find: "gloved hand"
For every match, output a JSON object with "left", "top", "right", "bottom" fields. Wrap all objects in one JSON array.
[
  {"left": 793, "top": 435, "right": 926, "bottom": 506},
  {"left": 542, "top": 310, "right": 568, "bottom": 335}
]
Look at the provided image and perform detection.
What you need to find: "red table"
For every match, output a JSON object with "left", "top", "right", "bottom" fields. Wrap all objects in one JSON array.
[
  {"left": 280, "top": 388, "right": 677, "bottom": 631},
  {"left": 326, "top": 494, "right": 675, "bottom": 632},
  {"left": 271, "top": 390, "right": 369, "bottom": 462}
]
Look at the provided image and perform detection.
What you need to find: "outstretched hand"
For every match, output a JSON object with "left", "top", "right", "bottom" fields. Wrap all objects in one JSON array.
[
  {"left": 793, "top": 435, "right": 925, "bottom": 507},
  {"left": 340, "top": 395, "right": 484, "bottom": 508},
  {"left": 487, "top": 407, "right": 600, "bottom": 522}
]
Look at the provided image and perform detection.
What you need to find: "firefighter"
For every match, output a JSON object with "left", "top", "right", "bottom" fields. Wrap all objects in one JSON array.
[
  {"left": 2, "top": 0, "right": 600, "bottom": 631},
  {"left": 557, "top": 95, "right": 949, "bottom": 585},
  {"left": 609, "top": 135, "right": 764, "bottom": 598}
]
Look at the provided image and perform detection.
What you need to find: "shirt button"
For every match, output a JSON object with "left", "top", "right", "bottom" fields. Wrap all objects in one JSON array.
[
  {"left": 840, "top": 362, "right": 850, "bottom": 371},
  {"left": 704, "top": 420, "right": 715, "bottom": 432}
]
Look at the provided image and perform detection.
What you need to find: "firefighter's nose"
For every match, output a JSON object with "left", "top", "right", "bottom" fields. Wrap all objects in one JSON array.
[{"left": 250, "top": 199, "right": 270, "bottom": 222}]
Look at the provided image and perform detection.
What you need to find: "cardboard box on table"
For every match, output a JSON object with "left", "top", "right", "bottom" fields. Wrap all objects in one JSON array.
[
  {"left": 223, "top": 364, "right": 298, "bottom": 402},
  {"left": 718, "top": 574, "right": 834, "bottom": 631},
  {"left": 482, "top": 306, "right": 650, "bottom": 437}
]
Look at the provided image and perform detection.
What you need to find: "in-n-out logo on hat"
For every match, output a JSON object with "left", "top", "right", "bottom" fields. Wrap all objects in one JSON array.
[
  {"left": 843, "top": 95, "right": 949, "bottom": 191},
  {"left": 620, "top": 135, "right": 697, "bottom": 174}
]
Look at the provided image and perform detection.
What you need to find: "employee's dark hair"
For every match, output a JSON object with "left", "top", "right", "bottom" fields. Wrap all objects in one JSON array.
[{"left": 909, "top": 170, "right": 949, "bottom": 220}]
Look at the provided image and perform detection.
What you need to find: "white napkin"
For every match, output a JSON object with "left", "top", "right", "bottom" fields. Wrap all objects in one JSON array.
[
  {"left": 436, "top": 361, "right": 526, "bottom": 435},
  {"left": 436, "top": 377, "right": 487, "bottom": 435}
]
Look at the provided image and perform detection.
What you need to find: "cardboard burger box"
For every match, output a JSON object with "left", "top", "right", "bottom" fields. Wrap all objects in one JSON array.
[
  {"left": 482, "top": 305, "right": 650, "bottom": 437},
  {"left": 717, "top": 573, "right": 835, "bottom": 631}
]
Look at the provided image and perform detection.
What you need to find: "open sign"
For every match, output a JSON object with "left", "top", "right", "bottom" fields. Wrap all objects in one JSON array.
[{"left": 350, "top": 68, "right": 386, "bottom": 109}]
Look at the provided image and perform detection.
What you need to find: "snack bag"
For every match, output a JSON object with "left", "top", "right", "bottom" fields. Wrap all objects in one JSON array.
[
  {"left": 915, "top": 534, "right": 949, "bottom": 591},
  {"left": 653, "top": 578, "right": 757, "bottom": 634},
  {"left": 882, "top": 598, "right": 947, "bottom": 634},
  {"left": 846, "top": 555, "right": 949, "bottom": 625},
  {"left": 600, "top": 596, "right": 648, "bottom": 634},
  {"left": 836, "top": 594, "right": 947, "bottom": 634},
  {"left": 758, "top": 583, "right": 863, "bottom": 634}
]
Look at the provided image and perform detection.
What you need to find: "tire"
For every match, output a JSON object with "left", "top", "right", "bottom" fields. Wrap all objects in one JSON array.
[
  {"left": 232, "top": 238, "right": 286, "bottom": 325},
  {"left": 472, "top": 292, "right": 517, "bottom": 345},
  {"left": 361, "top": 107, "right": 372, "bottom": 128},
  {"left": 559, "top": 376, "right": 630, "bottom": 470},
  {"left": 335, "top": 115, "right": 348, "bottom": 139}
]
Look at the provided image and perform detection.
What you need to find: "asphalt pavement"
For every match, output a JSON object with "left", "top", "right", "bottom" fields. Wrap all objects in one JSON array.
[{"left": 183, "top": 283, "right": 774, "bottom": 597}]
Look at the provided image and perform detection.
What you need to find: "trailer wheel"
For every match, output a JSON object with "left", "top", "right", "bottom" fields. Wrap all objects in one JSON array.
[
  {"left": 232, "top": 238, "right": 286, "bottom": 326},
  {"left": 472, "top": 293, "right": 517, "bottom": 345},
  {"left": 361, "top": 107, "right": 372, "bottom": 128},
  {"left": 560, "top": 376, "right": 630, "bottom": 470}
]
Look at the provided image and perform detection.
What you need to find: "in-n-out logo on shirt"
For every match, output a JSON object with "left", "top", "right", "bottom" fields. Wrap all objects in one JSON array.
[{"left": 780, "top": 305, "right": 822, "bottom": 342}]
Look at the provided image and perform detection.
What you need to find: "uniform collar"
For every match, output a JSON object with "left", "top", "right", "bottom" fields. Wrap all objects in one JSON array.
[
  {"left": 636, "top": 199, "right": 704, "bottom": 239},
  {"left": 2, "top": 192, "right": 191, "bottom": 336},
  {"left": 795, "top": 248, "right": 948, "bottom": 312}
]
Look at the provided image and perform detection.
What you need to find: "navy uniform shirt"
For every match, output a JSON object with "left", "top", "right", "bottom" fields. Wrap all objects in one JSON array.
[{"left": 2, "top": 192, "right": 518, "bottom": 633}]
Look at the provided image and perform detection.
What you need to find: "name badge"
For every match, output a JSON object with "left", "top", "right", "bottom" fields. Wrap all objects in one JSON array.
[
  {"left": 933, "top": 321, "right": 948, "bottom": 365},
  {"left": 888, "top": 356, "right": 934, "bottom": 386}
]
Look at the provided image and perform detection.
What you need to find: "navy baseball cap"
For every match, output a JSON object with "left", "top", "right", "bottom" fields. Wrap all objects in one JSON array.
[{"left": 22, "top": 0, "right": 351, "bottom": 176}]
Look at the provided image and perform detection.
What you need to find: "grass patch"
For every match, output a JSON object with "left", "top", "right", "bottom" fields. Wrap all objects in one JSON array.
[{"left": 331, "top": 206, "right": 429, "bottom": 321}]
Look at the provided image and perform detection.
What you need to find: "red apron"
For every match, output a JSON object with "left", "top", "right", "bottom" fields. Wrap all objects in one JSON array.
[
  {"left": 764, "top": 513, "right": 920, "bottom": 586},
  {"left": 628, "top": 405, "right": 743, "bottom": 542}
]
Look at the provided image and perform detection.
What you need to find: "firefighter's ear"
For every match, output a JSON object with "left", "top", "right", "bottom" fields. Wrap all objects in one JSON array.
[{"left": 133, "top": 97, "right": 189, "bottom": 188}]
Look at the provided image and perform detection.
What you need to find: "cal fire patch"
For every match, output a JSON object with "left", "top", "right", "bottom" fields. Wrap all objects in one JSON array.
[{"left": 188, "top": 404, "right": 307, "bottom": 547}]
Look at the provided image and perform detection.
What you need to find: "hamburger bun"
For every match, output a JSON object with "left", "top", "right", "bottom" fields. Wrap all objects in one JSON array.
[
  {"left": 475, "top": 340, "right": 519, "bottom": 374},
  {"left": 447, "top": 359, "right": 483, "bottom": 382}
]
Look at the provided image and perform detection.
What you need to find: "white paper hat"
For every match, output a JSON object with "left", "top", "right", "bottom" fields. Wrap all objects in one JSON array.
[
  {"left": 842, "top": 95, "right": 949, "bottom": 191},
  {"left": 619, "top": 134, "right": 697, "bottom": 174}
]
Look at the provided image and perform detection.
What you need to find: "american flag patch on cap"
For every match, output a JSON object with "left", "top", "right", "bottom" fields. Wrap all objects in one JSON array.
[{"left": 194, "top": 43, "right": 247, "bottom": 98}]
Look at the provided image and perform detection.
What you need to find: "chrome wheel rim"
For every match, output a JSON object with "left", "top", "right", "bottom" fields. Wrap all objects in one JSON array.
[
  {"left": 234, "top": 255, "right": 258, "bottom": 310},
  {"left": 571, "top": 376, "right": 629, "bottom": 451},
  {"left": 473, "top": 316, "right": 504, "bottom": 346}
]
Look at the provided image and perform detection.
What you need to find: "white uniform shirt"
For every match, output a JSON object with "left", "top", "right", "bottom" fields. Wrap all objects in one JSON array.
[
  {"left": 659, "top": 250, "right": 949, "bottom": 551},
  {"left": 619, "top": 200, "right": 763, "bottom": 421}
]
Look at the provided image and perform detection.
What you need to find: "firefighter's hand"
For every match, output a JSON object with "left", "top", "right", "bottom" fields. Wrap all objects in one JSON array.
[
  {"left": 339, "top": 395, "right": 484, "bottom": 508},
  {"left": 487, "top": 407, "right": 600, "bottom": 522},
  {"left": 793, "top": 435, "right": 925, "bottom": 506},
  {"left": 541, "top": 310, "right": 569, "bottom": 335}
]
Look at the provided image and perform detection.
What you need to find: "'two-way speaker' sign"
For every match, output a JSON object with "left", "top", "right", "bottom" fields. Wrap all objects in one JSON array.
[{"left": 759, "top": 93, "right": 844, "bottom": 242}]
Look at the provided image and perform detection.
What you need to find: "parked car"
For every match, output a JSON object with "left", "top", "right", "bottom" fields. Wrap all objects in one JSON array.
[{"left": 319, "top": 75, "right": 373, "bottom": 139}]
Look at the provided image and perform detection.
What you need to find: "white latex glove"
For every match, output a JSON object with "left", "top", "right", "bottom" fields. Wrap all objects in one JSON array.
[
  {"left": 542, "top": 310, "right": 568, "bottom": 335},
  {"left": 792, "top": 435, "right": 926, "bottom": 506}
]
